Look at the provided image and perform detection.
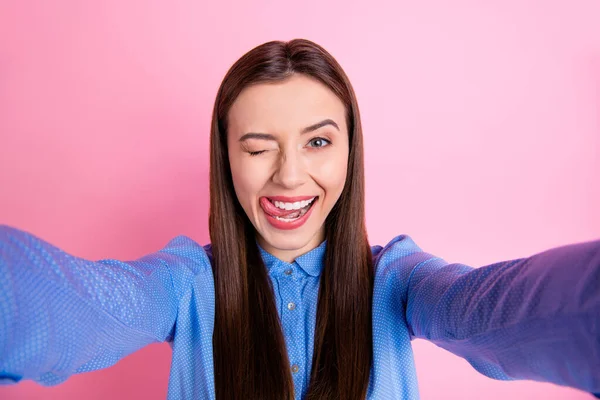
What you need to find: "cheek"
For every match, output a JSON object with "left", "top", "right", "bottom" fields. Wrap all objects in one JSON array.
[
  {"left": 311, "top": 152, "right": 348, "bottom": 198},
  {"left": 230, "top": 157, "right": 272, "bottom": 206}
]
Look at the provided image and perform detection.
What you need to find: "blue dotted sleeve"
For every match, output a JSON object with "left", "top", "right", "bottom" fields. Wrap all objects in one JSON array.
[
  {"left": 404, "top": 239, "right": 600, "bottom": 394},
  {"left": 0, "top": 225, "right": 200, "bottom": 387}
]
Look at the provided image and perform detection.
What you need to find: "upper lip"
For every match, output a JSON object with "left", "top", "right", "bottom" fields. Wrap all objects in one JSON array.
[{"left": 263, "top": 195, "right": 317, "bottom": 202}]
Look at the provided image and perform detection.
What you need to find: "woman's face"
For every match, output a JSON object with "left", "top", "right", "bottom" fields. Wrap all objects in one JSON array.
[{"left": 227, "top": 74, "right": 349, "bottom": 262}]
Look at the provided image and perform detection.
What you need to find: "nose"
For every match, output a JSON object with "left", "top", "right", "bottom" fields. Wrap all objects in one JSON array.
[{"left": 271, "top": 150, "right": 306, "bottom": 189}]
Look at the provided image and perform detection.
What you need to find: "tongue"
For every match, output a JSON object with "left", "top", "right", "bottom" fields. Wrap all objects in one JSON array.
[
  {"left": 259, "top": 197, "right": 309, "bottom": 217},
  {"left": 283, "top": 209, "right": 302, "bottom": 219}
]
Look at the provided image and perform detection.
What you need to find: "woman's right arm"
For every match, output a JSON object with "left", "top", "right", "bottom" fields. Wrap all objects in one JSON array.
[{"left": 0, "top": 224, "right": 205, "bottom": 386}]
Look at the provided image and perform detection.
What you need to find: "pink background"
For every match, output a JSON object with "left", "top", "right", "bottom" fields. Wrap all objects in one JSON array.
[{"left": 1, "top": 1, "right": 599, "bottom": 399}]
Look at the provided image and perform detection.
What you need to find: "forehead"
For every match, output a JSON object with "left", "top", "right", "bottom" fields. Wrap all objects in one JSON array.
[{"left": 227, "top": 74, "right": 347, "bottom": 136}]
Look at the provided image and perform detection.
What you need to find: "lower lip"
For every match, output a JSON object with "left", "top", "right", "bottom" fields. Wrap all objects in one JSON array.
[{"left": 262, "top": 199, "right": 317, "bottom": 230}]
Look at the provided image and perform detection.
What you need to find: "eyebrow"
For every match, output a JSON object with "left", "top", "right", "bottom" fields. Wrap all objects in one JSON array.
[
  {"left": 301, "top": 118, "right": 339, "bottom": 134},
  {"left": 238, "top": 118, "right": 340, "bottom": 142}
]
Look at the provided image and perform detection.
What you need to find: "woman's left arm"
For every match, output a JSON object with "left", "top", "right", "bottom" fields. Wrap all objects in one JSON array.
[{"left": 406, "top": 239, "right": 600, "bottom": 396}]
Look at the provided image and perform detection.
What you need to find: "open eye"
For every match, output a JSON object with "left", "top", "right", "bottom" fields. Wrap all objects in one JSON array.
[{"left": 307, "top": 137, "right": 331, "bottom": 148}]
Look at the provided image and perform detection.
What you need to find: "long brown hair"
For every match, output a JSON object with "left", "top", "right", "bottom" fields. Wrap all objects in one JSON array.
[{"left": 209, "top": 39, "right": 374, "bottom": 400}]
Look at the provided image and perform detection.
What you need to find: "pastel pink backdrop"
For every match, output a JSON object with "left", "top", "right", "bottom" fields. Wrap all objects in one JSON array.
[{"left": 1, "top": 1, "right": 599, "bottom": 399}]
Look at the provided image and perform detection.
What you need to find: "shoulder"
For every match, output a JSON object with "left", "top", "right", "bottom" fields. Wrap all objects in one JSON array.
[
  {"left": 159, "top": 235, "right": 214, "bottom": 266},
  {"left": 152, "top": 235, "right": 215, "bottom": 297},
  {"left": 371, "top": 234, "right": 446, "bottom": 301},
  {"left": 371, "top": 234, "right": 421, "bottom": 259},
  {"left": 371, "top": 234, "right": 437, "bottom": 274}
]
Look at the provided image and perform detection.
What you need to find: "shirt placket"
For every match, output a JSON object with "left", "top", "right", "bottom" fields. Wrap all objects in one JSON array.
[{"left": 277, "top": 262, "right": 305, "bottom": 398}]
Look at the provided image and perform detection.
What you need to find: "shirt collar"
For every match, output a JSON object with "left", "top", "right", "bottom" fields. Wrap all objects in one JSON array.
[{"left": 257, "top": 240, "right": 327, "bottom": 277}]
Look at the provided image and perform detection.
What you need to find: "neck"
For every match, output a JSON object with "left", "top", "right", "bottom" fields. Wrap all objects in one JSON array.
[{"left": 257, "top": 229, "right": 325, "bottom": 263}]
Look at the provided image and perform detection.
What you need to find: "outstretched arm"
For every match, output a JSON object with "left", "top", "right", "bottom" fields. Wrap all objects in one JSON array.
[
  {"left": 405, "top": 239, "right": 600, "bottom": 395},
  {"left": 0, "top": 225, "right": 203, "bottom": 386}
]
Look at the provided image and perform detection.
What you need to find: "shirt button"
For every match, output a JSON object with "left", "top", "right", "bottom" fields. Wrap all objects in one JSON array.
[
  {"left": 287, "top": 302, "right": 296, "bottom": 310},
  {"left": 284, "top": 268, "right": 293, "bottom": 275},
  {"left": 291, "top": 364, "right": 299, "bottom": 373}
]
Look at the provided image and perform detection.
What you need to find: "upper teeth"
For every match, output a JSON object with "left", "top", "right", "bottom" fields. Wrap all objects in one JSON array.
[{"left": 273, "top": 197, "right": 315, "bottom": 210}]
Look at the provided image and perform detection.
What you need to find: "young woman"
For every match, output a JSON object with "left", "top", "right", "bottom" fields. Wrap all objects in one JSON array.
[{"left": 1, "top": 39, "right": 599, "bottom": 400}]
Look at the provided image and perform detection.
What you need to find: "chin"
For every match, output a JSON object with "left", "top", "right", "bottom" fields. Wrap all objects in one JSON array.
[
  {"left": 266, "top": 232, "right": 308, "bottom": 249},
  {"left": 259, "top": 227, "right": 319, "bottom": 252}
]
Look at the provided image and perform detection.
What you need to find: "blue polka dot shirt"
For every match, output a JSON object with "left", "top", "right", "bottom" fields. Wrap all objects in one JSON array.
[{"left": 1, "top": 225, "right": 599, "bottom": 398}]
